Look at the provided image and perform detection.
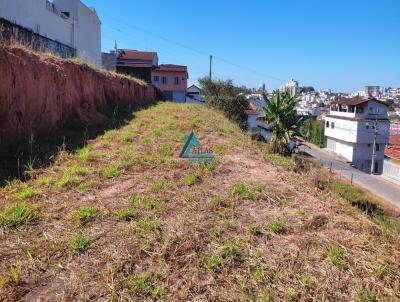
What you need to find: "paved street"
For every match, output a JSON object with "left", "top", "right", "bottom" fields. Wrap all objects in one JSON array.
[{"left": 298, "top": 143, "right": 400, "bottom": 208}]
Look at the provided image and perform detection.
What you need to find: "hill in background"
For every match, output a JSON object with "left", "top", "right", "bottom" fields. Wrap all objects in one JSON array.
[{"left": 0, "top": 103, "right": 399, "bottom": 301}]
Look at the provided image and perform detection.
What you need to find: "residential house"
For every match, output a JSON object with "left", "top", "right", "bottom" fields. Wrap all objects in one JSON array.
[
  {"left": 0, "top": 0, "right": 101, "bottom": 66},
  {"left": 152, "top": 64, "right": 188, "bottom": 103},
  {"left": 186, "top": 85, "right": 203, "bottom": 103},
  {"left": 116, "top": 50, "right": 158, "bottom": 83},
  {"left": 325, "top": 97, "right": 390, "bottom": 174}
]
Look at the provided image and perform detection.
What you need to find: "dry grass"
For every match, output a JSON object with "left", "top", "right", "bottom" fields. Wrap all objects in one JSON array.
[{"left": 0, "top": 102, "right": 399, "bottom": 301}]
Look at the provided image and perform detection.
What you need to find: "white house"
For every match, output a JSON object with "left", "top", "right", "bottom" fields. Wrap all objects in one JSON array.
[
  {"left": 325, "top": 97, "right": 390, "bottom": 174},
  {"left": 0, "top": 0, "right": 101, "bottom": 67},
  {"left": 186, "top": 85, "right": 203, "bottom": 103}
]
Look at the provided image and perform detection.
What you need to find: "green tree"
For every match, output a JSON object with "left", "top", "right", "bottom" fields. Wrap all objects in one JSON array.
[
  {"left": 262, "top": 90, "right": 302, "bottom": 155},
  {"left": 199, "top": 78, "right": 248, "bottom": 129}
]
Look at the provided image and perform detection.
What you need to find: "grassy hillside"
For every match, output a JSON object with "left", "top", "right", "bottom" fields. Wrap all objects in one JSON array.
[{"left": 0, "top": 103, "right": 399, "bottom": 301}]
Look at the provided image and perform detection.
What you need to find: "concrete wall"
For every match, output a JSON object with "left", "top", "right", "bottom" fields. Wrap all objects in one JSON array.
[
  {"left": 383, "top": 159, "right": 400, "bottom": 182},
  {"left": 0, "top": 0, "right": 74, "bottom": 47},
  {"left": 0, "top": 0, "right": 101, "bottom": 67},
  {"left": 0, "top": 46, "right": 154, "bottom": 145},
  {"left": 327, "top": 138, "right": 354, "bottom": 162},
  {"left": 152, "top": 70, "right": 188, "bottom": 92},
  {"left": 325, "top": 117, "right": 389, "bottom": 144}
]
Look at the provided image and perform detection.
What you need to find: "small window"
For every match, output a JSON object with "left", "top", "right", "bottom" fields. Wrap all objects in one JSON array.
[
  {"left": 174, "top": 77, "right": 180, "bottom": 85},
  {"left": 366, "top": 124, "right": 369, "bottom": 130},
  {"left": 326, "top": 121, "right": 330, "bottom": 128},
  {"left": 367, "top": 144, "right": 371, "bottom": 147},
  {"left": 153, "top": 76, "right": 159, "bottom": 82},
  {"left": 331, "top": 122, "right": 335, "bottom": 129},
  {"left": 161, "top": 77, "right": 167, "bottom": 85},
  {"left": 376, "top": 144, "right": 380, "bottom": 151}
]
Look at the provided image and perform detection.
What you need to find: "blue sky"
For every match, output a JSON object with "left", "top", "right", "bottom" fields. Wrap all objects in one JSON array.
[{"left": 84, "top": 0, "right": 400, "bottom": 92}]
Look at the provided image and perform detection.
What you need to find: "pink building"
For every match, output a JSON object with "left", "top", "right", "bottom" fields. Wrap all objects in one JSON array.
[{"left": 151, "top": 64, "right": 188, "bottom": 103}]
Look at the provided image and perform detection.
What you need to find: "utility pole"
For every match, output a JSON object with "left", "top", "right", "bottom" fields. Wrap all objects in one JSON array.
[
  {"left": 209, "top": 55, "right": 213, "bottom": 81},
  {"left": 370, "top": 115, "right": 378, "bottom": 174}
]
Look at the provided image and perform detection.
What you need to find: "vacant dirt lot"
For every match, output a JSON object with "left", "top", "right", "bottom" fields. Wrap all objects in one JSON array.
[{"left": 1, "top": 103, "right": 399, "bottom": 301}]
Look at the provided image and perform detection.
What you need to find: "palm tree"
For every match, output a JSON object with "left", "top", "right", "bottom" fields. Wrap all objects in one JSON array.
[{"left": 262, "top": 90, "right": 302, "bottom": 155}]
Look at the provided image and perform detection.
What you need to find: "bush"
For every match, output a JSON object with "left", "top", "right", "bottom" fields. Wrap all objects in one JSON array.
[
  {"left": 199, "top": 78, "right": 248, "bottom": 129},
  {"left": 301, "top": 119, "right": 327, "bottom": 148}
]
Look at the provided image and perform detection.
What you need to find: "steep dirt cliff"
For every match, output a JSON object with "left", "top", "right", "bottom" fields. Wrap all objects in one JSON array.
[{"left": 0, "top": 46, "right": 154, "bottom": 145}]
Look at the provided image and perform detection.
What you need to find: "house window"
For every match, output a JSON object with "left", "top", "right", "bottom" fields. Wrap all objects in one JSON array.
[
  {"left": 366, "top": 124, "right": 369, "bottom": 130},
  {"left": 331, "top": 122, "right": 335, "bottom": 129},
  {"left": 326, "top": 121, "right": 330, "bottom": 128},
  {"left": 161, "top": 76, "right": 167, "bottom": 85},
  {"left": 153, "top": 76, "right": 159, "bottom": 82},
  {"left": 174, "top": 77, "right": 181, "bottom": 85},
  {"left": 376, "top": 144, "right": 380, "bottom": 151}
]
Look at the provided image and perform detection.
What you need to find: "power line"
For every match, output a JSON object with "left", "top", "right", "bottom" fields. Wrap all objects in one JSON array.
[{"left": 99, "top": 12, "right": 284, "bottom": 83}]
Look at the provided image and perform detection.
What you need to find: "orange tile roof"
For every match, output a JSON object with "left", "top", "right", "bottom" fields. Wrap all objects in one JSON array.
[
  {"left": 153, "top": 64, "right": 187, "bottom": 72},
  {"left": 385, "top": 135, "right": 400, "bottom": 160},
  {"left": 118, "top": 50, "right": 157, "bottom": 61}
]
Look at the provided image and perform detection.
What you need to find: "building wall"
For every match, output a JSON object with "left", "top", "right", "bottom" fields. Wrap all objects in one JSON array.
[
  {"left": 151, "top": 70, "right": 188, "bottom": 92},
  {"left": 0, "top": 18, "right": 76, "bottom": 58},
  {"left": 75, "top": 1, "right": 101, "bottom": 67},
  {"left": 325, "top": 117, "right": 389, "bottom": 144},
  {"left": 326, "top": 138, "right": 354, "bottom": 161},
  {"left": 383, "top": 159, "right": 400, "bottom": 182},
  {"left": 0, "top": 0, "right": 101, "bottom": 67},
  {"left": 0, "top": 0, "right": 74, "bottom": 47}
]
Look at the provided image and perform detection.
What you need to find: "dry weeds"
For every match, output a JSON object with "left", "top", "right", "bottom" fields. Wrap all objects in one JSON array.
[{"left": 0, "top": 103, "right": 399, "bottom": 301}]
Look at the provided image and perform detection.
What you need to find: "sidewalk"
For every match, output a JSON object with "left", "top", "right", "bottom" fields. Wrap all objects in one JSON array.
[{"left": 298, "top": 142, "right": 400, "bottom": 208}]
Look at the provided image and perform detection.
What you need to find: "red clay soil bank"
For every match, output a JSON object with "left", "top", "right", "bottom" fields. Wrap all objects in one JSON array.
[{"left": 0, "top": 46, "right": 154, "bottom": 145}]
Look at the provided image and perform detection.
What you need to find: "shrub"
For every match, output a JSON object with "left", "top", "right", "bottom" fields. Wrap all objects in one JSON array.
[
  {"left": 0, "top": 203, "right": 34, "bottom": 228},
  {"left": 268, "top": 219, "right": 284, "bottom": 234},
  {"left": 131, "top": 195, "right": 159, "bottom": 210},
  {"left": 199, "top": 77, "right": 248, "bottom": 129},
  {"left": 70, "top": 234, "right": 91, "bottom": 255}
]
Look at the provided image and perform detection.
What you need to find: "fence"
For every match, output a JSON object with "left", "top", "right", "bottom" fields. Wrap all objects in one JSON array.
[
  {"left": 0, "top": 17, "right": 76, "bottom": 58},
  {"left": 383, "top": 159, "right": 400, "bottom": 182}
]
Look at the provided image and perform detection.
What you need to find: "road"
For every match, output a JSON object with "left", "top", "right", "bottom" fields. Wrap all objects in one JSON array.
[{"left": 298, "top": 143, "right": 400, "bottom": 208}]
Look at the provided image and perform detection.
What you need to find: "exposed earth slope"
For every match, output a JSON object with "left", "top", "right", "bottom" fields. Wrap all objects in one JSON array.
[{"left": 0, "top": 103, "right": 399, "bottom": 301}]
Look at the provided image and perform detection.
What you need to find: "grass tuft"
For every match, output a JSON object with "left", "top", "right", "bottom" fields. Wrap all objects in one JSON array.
[
  {"left": 184, "top": 172, "right": 200, "bottom": 186},
  {"left": 17, "top": 186, "right": 40, "bottom": 200},
  {"left": 221, "top": 240, "right": 245, "bottom": 262},
  {"left": 113, "top": 208, "right": 135, "bottom": 221},
  {"left": 70, "top": 234, "right": 91, "bottom": 255},
  {"left": 357, "top": 286, "right": 376, "bottom": 302},
  {"left": 329, "top": 245, "right": 345, "bottom": 268},
  {"left": 232, "top": 182, "right": 254, "bottom": 200},
  {"left": 73, "top": 206, "right": 101, "bottom": 224},
  {"left": 268, "top": 219, "right": 284, "bottom": 234},
  {"left": 0, "top": 203, "right": 35, "bottom": 228},
  {"left": 125, "top": 272, "right": 165, "bottom": 298}
]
